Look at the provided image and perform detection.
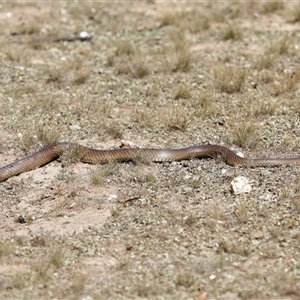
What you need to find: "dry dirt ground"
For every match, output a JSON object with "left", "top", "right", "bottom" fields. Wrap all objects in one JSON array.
[{"left": 0, "top": 1, "right": 300, "bottom": 300}]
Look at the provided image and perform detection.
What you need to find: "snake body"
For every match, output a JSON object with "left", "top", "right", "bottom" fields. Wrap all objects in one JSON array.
[{"left": 0, "top": 142, "right": 299, "bottom": 182}]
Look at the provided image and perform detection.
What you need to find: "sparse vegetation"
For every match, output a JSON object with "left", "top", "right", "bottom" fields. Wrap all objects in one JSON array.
[
  {"left": 4, "top": 46, "right": 29, "bottom": 63},
  {"left": 159, "top": 9, "right": 210, "bottom": 32},
  {"left": 144, "top": 173, "right": 157, "bottom": 185},
  {"left": 213, "top": 64, "right": 247, "bottom": 93},
  {"left": 13, "top": 21, "right": 41, "bottom": 35},
  {"left": 289, "top": 3, "right": 300, "bottom": 23},
  {"left": 0, "top": 241, "right": 11, "bottom": 258},
  {"left": 163, "top": 31, "right": 192, "bottom": 73},
  {"left": 133, "top": 108, "right": 157, "bottom": 128},
  {"left": 36, "top": 128, "right": 60, "bottom": 146},
  {"left": 232, "top": 123, "right": 259, "bottom": 149},
  {"left": 73, "top": 68, "right": 91, "bottom": 85},
  {"left": 234, "top": 203, "right": 248, "bottom": 224},
  {"left": 0, "top": 2, "right": 299, "bottom": 300},
  {"left": 103, "top": 122, "right": 123, "bottom": 139},
  {"left": 291, "top": 196, "right": 300, "bottom": 212},
  {"left": 173, "top": 84, "right": 191, "bottom": 100},
  {"left": 108, "top": 40, "right": 149, "bottom": 78},
  {"left": 222, "top": 25, "right": 242, "bottom": 41},
  {"left": 261, "top": 1, "right": 284, "bottom": 14},
  {"left": 252, "top": 98, "right": 278, "bottom": 117},
  {"left": 61, "top": 144, "right": 85, "bottom": 164},
  {"left": 163, "top": 105, "right": 191, "bottom": 131},
  {"left": 90, "top": 163, "right": 118, "bottom": 185},
  {"left": 176, "top": 272, "right": 195, "bottom": 288},
  {"left": 255, "top": 51, "right": 277, "bottom": 70},
  {"left": 193, "top": 90, "right": 220, "bottom": 118}
]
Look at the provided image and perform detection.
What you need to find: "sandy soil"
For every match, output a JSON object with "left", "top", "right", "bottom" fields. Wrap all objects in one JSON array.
[{"left": 0, "top": 2, "right": 300, "bottom": 300}]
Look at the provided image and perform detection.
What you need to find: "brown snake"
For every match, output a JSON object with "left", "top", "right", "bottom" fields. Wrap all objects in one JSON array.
[{"left": 0, "top": 142, "right": 299, "bottom": 182}]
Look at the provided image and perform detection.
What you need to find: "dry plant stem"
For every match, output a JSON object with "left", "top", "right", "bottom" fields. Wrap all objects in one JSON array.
[
  {"left": 0, "top": 142, "right": 299, "bottom": 182},
  {"left": 13, "top": 35, "right": 92, "bottom": 44}
]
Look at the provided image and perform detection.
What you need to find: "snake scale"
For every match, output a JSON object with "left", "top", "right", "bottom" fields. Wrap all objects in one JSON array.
[{"left": 0, "top": 142, "right": 299, "bottom": 182}]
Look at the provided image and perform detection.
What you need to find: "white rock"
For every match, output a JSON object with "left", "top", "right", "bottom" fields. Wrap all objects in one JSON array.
[
  {"left": 69, "top": 124, "right": 81, "bottom": 130},
  {"left": 258, "top": 193, "right": 274, "bottom": 201},
  {"left": 231, "top": 176, "right": 252, "bottom": 195},
  {"left": 79, "top": 31, "right": 92, "bottom": 39},
  {"left": 107, "top": 194, "right": 118, "bottom": 202}
]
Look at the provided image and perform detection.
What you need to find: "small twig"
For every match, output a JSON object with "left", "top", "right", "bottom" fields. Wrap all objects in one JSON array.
[
  {"left": 12, "top": 32, "right": 92, "bottom": 44},
  {"left": 117, "top": 196, "right": 140, "bottom": 204},
  {"left": 50, "top": 34, "right": 93, "bottom": 43}
]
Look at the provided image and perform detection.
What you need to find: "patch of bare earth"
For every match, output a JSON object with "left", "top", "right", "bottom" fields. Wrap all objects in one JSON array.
[{"left": 0, "top": 2, "right": 300, "bottom": 300}]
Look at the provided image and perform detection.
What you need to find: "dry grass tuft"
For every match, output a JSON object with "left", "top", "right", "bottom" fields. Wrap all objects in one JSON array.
[
  {"left": 272, "top": 270, "right": 300, "bottom": 297},
  {"left": 259, "top": 70, "right": 275, "bottom": 84},
  {"left": 90, "top": 163, "right": 118, "bottom": 185},
  {"left": 271, "top": 69, "right": 300, "bottom": 97},
  {"left": 173, "top": 84, "right": 191, "bottom": 100},
  {"left": 289, "top": 3, "right": 300, "bottom": 23},
  {"left": 291, "top": 196, "right": 300, "bottom": 212},
  {"left": 255, "top": 51, "right": 277, "bottom": 70},
  {"left": 171, "top": 48, "right": 192, "bottom": 73},
  {"left": 219, "top": 239, "right": 250, "bottom": 257},
  {"left": 234, "top": 203, "right": 248, "bottom": 224},
  {"left": 133, "top": 108, "right": 157, "bottom": 129},
  {"left": 37, "top": 128, "right": 60, "bottom": 146},
  {"left": 34, "top": 264, "right": 51, "bottom": 283},
  {"left": 20, "top": 128, "right": 59, "bottom": 151},
  {"left": 64, "top": 57, "right": 89, "bottom": 79},
  {"left": 115, "top": 40, "right": 136, "bottom": 56},
  {"left": 163, "top": 105, "right": 191, "bottom": 131},
  {"left": 12, "top": 273, "right": 28, "bottom": 290},
  {"left": 0, "top": 241, "right": 12, "bottom": 258},
  {"left": 144, "top": 173, "right": 157, "bottom": 185},
  {"left": 231, "top": 123, "right": 259, "bottom": 149},
  {"left": 13, "top": 22, "right": 41, "bottom": 35},
  {"left": 69, "top": 274, "right": 88, "bottom": 298},
  {"left": 114, "top": 54, "right": 149, "bottom": 78},
  {"left": 268, "top": 35, "right": 291, "bottom": 56},
  {"left": 222, "top": 25, "right": 242, "bottom": 41},
  {"left": 48, "top": 247, "right": 65, "bottom": 269},
  {"left": 103, "top": 123, "right": 123, "bottom": 139},
  {"left": 61, "top": 144, "right": 85, "bottom": 165},
  {"left": 20, "top": 133, "right": 37, "bottom": 151},
  {"left": 176, "top": 272, "right": 195, "bottom": 288},
  {"left": 164, "top": 31, "right": 192, "bottom": 73},
  {"left": 261, "top": 1, "right": 284, "bottom": 14},
  {"left": 31, "top": 246, "right": 65, "bottom": 285},
  {"left": 255, "top": 36, "right": 291, "bottom": 70},
  {"left": 4, "top": 46, "right": 29, "bottom": 63},
  {"left": 45, "top": 67, "right": 63, "bottom": 84},
  {"left": 109, "top": 40, "right": 149, "bottom": 78},
  {"left": 184, "top": 213, "right": 198, "bottom": 226},
  {"left": 193, "top": 90, "right": 220, "bottom": 118},
  {"left": 159, "top": 9, "right": 210, "bottom": 32},
  {"left": 252, "top": 98, "right": 278, "bottom": 117},
  {"left": 130, "top": 57, "right": 149, "bottom": 78},
  {"left": 73, "top": 68, "right": 91, "bottom": 85},
  {"left": 132, "top": 281, "right": 159, "bottom": 298},
  {"left": 159, "top": 10, "right": 180, "bottom": 27},
  {"left": 213, "top": 64, "right": 246, "bottom": 93}
]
